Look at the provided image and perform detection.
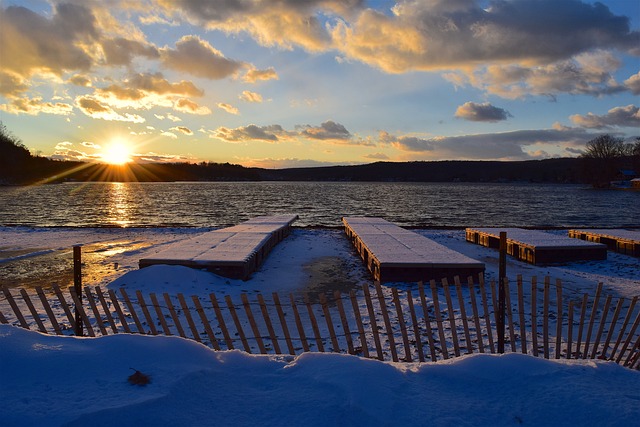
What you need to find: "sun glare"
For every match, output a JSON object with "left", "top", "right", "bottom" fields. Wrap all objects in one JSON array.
[{"left": 102, "top": 141, "right": 132, "bottom": 165}]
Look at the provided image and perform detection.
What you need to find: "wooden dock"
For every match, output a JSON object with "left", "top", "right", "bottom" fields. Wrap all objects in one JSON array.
[
  {"left": 466, "top": 227, "right": 607, "bottom": 264},
  {"left": 343, "top": 217, "right": 485, "bottom": 283},
  {"left": 569, "top": 229, "right": 640, "bottom": 257},
  {"left": 139, "top": 214, "right": 298, "bottom": 279}
]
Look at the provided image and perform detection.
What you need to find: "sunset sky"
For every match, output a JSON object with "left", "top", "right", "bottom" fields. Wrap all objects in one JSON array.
[{"left": 0, "top": 0, "right": 638, "bottom": 168}]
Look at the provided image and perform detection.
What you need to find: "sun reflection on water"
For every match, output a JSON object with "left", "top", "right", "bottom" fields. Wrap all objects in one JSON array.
[{"left": 106, "top": 182, "right": 133, "bottom": 227}]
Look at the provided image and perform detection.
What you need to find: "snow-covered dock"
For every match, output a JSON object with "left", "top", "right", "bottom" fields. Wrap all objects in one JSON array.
[
  {"left": 343, "top": 217, "right": 485, "bottom": 283},
  {"left": 466, "top": 227, "right": 607, "bottom": 264},
  {"left": 569, "top": 229, "right": 640, "bottom": 257},
  {"left": 139, "top": 214, "right": 298, "bottom": 279}
]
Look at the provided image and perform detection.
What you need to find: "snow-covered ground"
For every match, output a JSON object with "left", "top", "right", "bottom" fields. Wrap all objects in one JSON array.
[
  {"left": 1, "top": 226, "right": 639, "bottom": 426},
  {"left": 1, "top": 325, "right": 638, "bottom": 426}
]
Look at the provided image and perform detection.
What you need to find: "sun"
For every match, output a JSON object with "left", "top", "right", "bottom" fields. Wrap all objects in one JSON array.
[{"left": 101, "top": 141, "right": 133, "bottom": 165}]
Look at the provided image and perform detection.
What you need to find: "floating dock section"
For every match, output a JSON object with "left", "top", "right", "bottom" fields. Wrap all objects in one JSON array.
[
  {"left": 139, "top": 214, "right": 298, "bottom": 279},
  {"left": 466, "top": 227, "right": 607, "bottom": 264},
  {"left": 569, "top": 229, "right": 640, "bottom": 257},
  {"left": 343, "top": 217, "right": 485, "bottom": 283}
]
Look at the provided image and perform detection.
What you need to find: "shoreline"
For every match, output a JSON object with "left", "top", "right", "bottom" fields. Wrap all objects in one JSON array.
[{"left": 1, "top": 227, "right": 638, "bottom": 301}]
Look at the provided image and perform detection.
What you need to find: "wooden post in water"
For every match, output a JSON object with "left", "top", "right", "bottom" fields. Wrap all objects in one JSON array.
[
  {"left": 73, "top": 245, "right": 83, "bottom": 336},
  {"left": 497, "top": 232, "right": 507, "bottom": 353}
]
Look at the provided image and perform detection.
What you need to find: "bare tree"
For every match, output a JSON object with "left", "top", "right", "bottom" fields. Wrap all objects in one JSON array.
[{"left": 581, "top": 134, "right": 626, "bottom": 159}]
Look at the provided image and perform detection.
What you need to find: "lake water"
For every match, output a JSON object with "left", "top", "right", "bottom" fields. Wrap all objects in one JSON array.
[{"left": 0, "top": 182, "right": 637, "bottom": 228}]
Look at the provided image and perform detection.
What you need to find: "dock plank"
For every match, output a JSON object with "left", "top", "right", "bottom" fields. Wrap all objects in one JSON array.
[
  {"left": 466, "top": 227, "right": 607, "bottom": 264},
  {"left": 139, "top": 214, "right": 298, "bottom": 279},
  {"left": 568, "top": 229, "right": 640, "bottom": 257},
  {"left": 343, "top": 217, "right": 485, "bottom": 283}
]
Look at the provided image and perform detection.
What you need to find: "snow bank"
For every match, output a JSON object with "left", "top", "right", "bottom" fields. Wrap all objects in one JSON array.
[{"left": 0, "top": 325, "right": 638, "bottom": 427}]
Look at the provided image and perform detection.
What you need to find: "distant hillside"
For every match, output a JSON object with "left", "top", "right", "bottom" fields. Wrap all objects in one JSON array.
[{"left": 258, "top": 159, "right": 584, "bottom": 183}]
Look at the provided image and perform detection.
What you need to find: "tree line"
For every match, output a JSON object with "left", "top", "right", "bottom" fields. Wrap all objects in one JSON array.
[{"left": 1, "top": 122, "right": 638, "bottom": 187}]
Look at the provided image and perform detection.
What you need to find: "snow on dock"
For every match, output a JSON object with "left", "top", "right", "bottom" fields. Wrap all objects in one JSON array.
[
  {"left": 569, "top": 229, "right": 640, "bottom": 257},
  {"left": 466, "top": 227, "right": 607, "bottom": 264},
  {"left": 343, "top": 217, "right": 485, "bottom": 283},
  {"left": 139, "top": 214, "right": 298, "bottom": 279}
]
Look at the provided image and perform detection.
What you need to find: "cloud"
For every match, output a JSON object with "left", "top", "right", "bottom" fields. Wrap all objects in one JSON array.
[
  {"left": 101, "top": 37, "right": 159, "bottom": 66},
  {"left": 174, "top": 98, "right": 211, "bottom": 115},
  {"left": 161, "top": 131, "right": 178, "bottom": 139},
  {"left": 76, "top": 95, "right": 145, "bottom": 122},
  {"left": 0, "top": 97, "right": 73, "bottom": 116},
  {"left": 455, "top": 102, "right": 512, "bottom": 122},
  {"left": 68, "top": 75, "right": 92, "bottom": 87},
  {"left": 570, "top": 105, "right": 640, "bottom": 129},
  {"left": 170, "top": 126, "right": 194, "bottom": 135},
  {"left": 0, "top": 71, "right": 28, "bottom": 96},
  {"left": 0, "top": 3, "right": 99, "bottom": 77},
  {"left": 218, "top": 103, "right": 239, "bottom": 115},
  {"left": 382, "top": 127, "right": 591, "bottom": 160},
  {"left": 364, "top": 152, "right": 390, "bottom": 160},
  {"left": 160, "top": 35, "right": 245, "bottom": 80},
  {"left": 444, "top": 50, "right": 628, "bottom": 99},
  {"left": 154, "top": 0, "right": 360, "bottom": 52},
  {"left": 298, "top": 120, "right": 351, "bottom": 141},
  {"left": 625, "top": 72, "right": 640, "bottom": 95},
  {"left": 243, "top": 67, "right": 279, "bottom": 83},
  {"left": 240, "top": 90, "right": 263, "bottom": 103},
  {"left": 81, "top": 141, "right": 100, "bottom": 149},
  {"left": 332, "top": 1, "right": 638, "bottom": 74},
  {"left": 213, "top": 124, "right": 288, "bottom": 143},
  {"left": 240, "top": 157, "right": 352, "bottom": 169}
]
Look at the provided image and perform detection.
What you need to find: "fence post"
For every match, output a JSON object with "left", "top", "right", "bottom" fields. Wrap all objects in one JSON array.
[
  {"left": 73, "top": 245, "right": 83, "bottom": 336},
  {"left": 497, "top": 232, "right": 507, "bottom": 353}
]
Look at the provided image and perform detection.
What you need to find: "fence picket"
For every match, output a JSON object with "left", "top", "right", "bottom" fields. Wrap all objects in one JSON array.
[
  {"left": 567, "top": 301, "right": 574, "bottom": 359},
  {"left": 319, "top": 293, "right": 340, "bottom": 353},
  {"left": 149, "top": 293, "right": 170, "bottom": 335},
  {"left": 543, "top": 277, "right": 550, "bottom": 359},
  {"left": 349, "top": 290, "right": 369, "bottom": 358},
  {"left": 430, "top": 279, "right": 449, "bottom": 359},
  {"left": 504, "top": 278, "right": 516, "bottom": 353},
  {"left": 616, "top": 311, "right": 640, "bottom": 364},
  {"left": 591, "top": 295, "right": 612, "bottom": 359},
  {"left": 273, "top": 293, "right": 295, "bottom": 355},
  {"left": 392, "top": 287, "right": 412, "bottom": 362},
  {"left": 95, "top": 287, "right": 118, "bottom": 334},
  {"left": 610, "top": 296, "right": 637, "bottom": 362},
  {"left": 555, "top": 279, "right": 563, "bottom": 359},
  {"left": 52, "top": 284, "right": 76, "bottom": 329},
  {"left": 530, "top": 277, "right": 538, "bottom": 357},
  {"left": 583, "top": 283, "right": 603, "bottom": 359},
  {"left": 304, "top": 294, "right": 324, "bottom": 352},
  {"left": 210, "top": 293, "right": 233, "bottom": 350},
  {"left": 178, "top": 293, "right": 201, "bottom": 343},
  {"left": 467, "top": 277, "right": 484, "bottom": 354},
  {"left": 83, "top": 287, "right": 106, "bottom": 335},
  {"left": 376, "top": 281, "right": 398, "bottom": 362},
  {"left": 363, "top": 283, "right": 383, "bottom": 360},
  {"left": 576, "top": 294, "right": 588, "bottom": 358},
  {"left": 601, "top": 298, "right": 624, "bottom": 359},
  {"left": 442, "top": 278, "right": 460, "bottom": 357},
  {"left": 516, "top": 276, "right": 526, "bottom": 354},
  {"left": 69, "top": 287, "right": 94, "bottom": 337},
  {"left": 258, "top": 294, "right": 281, "bottom": 354},
  {"left": 3, "top": 287, "right": 29, "bottom": 329},
  {"left": 334, "top": 291, "right": 354, "bottom": 355},
  {"left": 406, "top": 288, "right": 425, "bottom": 362},
  {"left": 418, "top": 282, "right": 437, "bottom": 361},
  {"left": 135, "top": 290, "right": 157, "bottom": 335},
  {"left": 242, "top": 294, "right": 266, "bottom": 353},
  {"left": 36, "top": 286, "right": 62, "bottom": 335},
  {"left": 290, "top": 293, "right": 309, "bottom": 352},
  {"left": 20, "top": 289, "right": 46, "bottom": 333},
  {"left": 120, "top": 288, "right": 145, "bottom": 334},
  {"left": 164, "top": 293, "right": 186, "bottom": 338},
  {"left": 479, "top": 275, "right": 495, "bottom": 354},
  {"left": 192, "top": 295, "right": 219, "bottom": 350},
  {"left": 454, "top": 277, "right": 473, "bottom": 355},
  {"left": 226, "top": 295, "right": 250, "bottom": 352}
]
